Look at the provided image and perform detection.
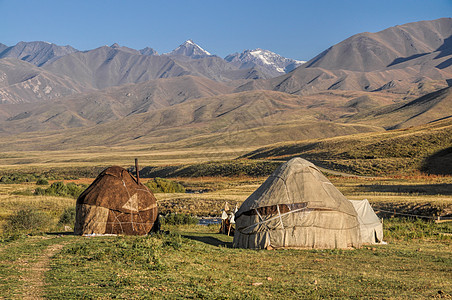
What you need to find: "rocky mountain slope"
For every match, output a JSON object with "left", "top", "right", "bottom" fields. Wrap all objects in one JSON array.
[
  {"left": 0, "top": 58, "right": 85, "bottom": 104},
  {"left": 305, "top": 18, "right": 452, "bottom": 72},
  {"left": 0, "top": 43, "right": 8, "bottom": 53},
  {"left": 0, "top": 41, "right": 78, "bottom": 66},
  {"left": 0, "top": 75, "right": 233, "bottom": 132}
]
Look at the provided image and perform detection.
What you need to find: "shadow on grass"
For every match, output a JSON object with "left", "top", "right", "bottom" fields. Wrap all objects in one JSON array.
[
  {"left": 182, "top": 234, "right": 233, "bottom": 248},
  {"left": 46, "top": 231, "right": 76, "bottom": 236},
  {"left": 359, "top": 183, "right": 452, "bottom": 195},
  {"left": 422, "top": 146, "right": 452, "bottom": 176}
]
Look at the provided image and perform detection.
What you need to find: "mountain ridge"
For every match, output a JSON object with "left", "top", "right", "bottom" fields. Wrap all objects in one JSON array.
[
  {"left": 0, "top": 41, "right": 78, "bottom": 67},
  {"left": 0, "top": 18, "right": 451, "bottom": 153}
]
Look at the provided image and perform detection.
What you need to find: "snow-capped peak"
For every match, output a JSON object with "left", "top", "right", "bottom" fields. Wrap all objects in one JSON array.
[
  {"left": 225, "top": 48, "right": 306, "bottom": 75},
  {"left": 166, "top": 40, "right": 212, "bottom": 58}
]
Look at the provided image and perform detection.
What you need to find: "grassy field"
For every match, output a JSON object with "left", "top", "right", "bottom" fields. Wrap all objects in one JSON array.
[
  {"left": 1, "top": 173, "right": 451, "bottom": 229},
  {"left": 0, "top": 221, "right": 450, "bottom": 299},
  {"left": 1, "top": 118, "right": 450, "bottom": 180},
  {"left": 0, "top": 146, "right": 256, "bottom": 171},
  {"left": 1, "top": 156, "right": 452, "bottom": 298}
]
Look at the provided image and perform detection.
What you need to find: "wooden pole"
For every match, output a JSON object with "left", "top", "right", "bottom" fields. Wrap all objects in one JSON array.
[{"left": 135, "top": 158, "right": 140, "bottom": 184}]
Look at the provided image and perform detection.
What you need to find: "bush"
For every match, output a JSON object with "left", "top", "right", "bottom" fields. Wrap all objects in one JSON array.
[
  {"left": 34, "top": 187, "right": 45, "bottom": 195},
  {"left": 34, "top": 182, "right": 87, "bottom": 198},
  {"left": 2, "top": 209, "right": 51, "bottom": 235},
  {"left": 139, "top": 160, "right": 281, "bottom": 178},
  {"left": 0, "top": 173, "right": 39, "bottom": 184},
  {"left": 36, "top": 178, "right": 49, "bottom": 185},
  {"left": 160, "top": 213, "right": 199, "bottom": 225},
  {"left": 145, "top": 178, "right": 185, "bottom": 193},
  {"left": 58, "top": 207, "right": 76, "bottom": 226}
]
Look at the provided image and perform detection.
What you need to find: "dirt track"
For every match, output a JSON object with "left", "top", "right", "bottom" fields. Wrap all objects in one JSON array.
[{"left": 20, "top": 242, "right": 67, "bottom": 300}]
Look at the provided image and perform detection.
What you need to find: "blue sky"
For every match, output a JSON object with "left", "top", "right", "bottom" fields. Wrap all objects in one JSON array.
[{"left": 1, "top": 0, "right": 451, "bottom": 61}]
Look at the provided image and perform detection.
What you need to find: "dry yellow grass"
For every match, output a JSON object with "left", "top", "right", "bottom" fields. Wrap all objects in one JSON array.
[{"left": 0, "top": 146, "right": 256, "bottom": 171}]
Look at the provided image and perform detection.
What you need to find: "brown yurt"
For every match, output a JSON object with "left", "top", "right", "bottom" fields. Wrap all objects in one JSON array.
[
  {"left": 233, "top": 158, "right": 361, "bottom": 249},
  {"left": 74, "top": 166, "right": 158, "bottom": 235}
]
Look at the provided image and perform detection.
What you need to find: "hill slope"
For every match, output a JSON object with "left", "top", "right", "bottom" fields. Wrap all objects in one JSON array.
[
  {"left": 0, "top": 90, "right": 384, "bottom": 151},
  {"left": 347, "top": 86, "right": 452, "bottom": 129},
  {"left": 305, "top": 18, "right": 452, "bottom": 72},
  {"left": 241, "top": 118, "right": 452, "bottom": 175}
]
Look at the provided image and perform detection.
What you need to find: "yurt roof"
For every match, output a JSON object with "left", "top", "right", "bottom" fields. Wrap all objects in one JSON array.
[{"left": 236, "top": 157, "right": 356, "bottom": 218}]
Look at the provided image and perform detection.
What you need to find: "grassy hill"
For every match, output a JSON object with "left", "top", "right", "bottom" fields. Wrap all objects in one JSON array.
[
  {"left": 241, "top": 118, "right": 452, "bottom": 176},
  {"left": 0, "top": 90, "right": 386, "bottom": 152},
  {"left": 347, "top": 86, "right": 452, "bottom": 129}
]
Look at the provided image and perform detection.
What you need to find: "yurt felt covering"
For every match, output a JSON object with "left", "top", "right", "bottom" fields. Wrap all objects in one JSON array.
[
  {"left": 233, "top": 158, "right": 361, "bottom": 249},
  {"left": 75, "top": 166, "right": 158, "bottom": 235},
  {"left": 349, "top": 199, "right": 383, "bottom": 244}
]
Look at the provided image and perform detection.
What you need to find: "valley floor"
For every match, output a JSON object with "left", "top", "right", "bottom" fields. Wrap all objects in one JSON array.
[{"left": 0, "top": 159, "right": 451, "bottom": 299}]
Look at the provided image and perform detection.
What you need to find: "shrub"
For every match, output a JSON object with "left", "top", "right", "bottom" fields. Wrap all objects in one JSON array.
[
  {"left": 36, "top": 178, "right": 49, "bottom": 185},
  {"left": 2, "top": 209, "right": 51, "bottom": 235},
  {"left": 160, "top": 213, "right": 199, "bottom": 225},
  {"left": 34, "top": 187, "right": 45, "bottom": 195},
  {"left": 58, "top": 207, "right": 76, "bottom": 226},
  {"left": 0, "top": 173, "right": 39, "bottom": 184},
  {"left": 140, "top": 160, "right": 280, "bottom": 178},
  {"left": 145, "top": 178, "right": 185, "bottom": 193},
  {"left": 34, "top": 182, "right": 87, "bottom": 198}
]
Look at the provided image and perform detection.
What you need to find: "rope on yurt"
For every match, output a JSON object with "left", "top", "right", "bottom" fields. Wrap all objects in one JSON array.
[
  {"left": 255, "top": 209, "right": 271, "bottom": 231},
  {"left": 276, "top": 204, "right": 285, "bottom": 230},
  {"left": 243, "top": 207, "right": 318, "bottom": 232}
]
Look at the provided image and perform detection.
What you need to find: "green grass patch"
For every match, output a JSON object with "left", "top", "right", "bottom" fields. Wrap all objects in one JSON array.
[
  {"left": 0, "top": 220, "right": 450, "bottom": 299},
  {"left": 0, "top": 235, "right": 69, "bottom": 298},
  {"left": 384, "top": 218, "right": 452, "bottom": 241},
  {"left": 41, "top": 220, "right": 451, "bottom": 299}
]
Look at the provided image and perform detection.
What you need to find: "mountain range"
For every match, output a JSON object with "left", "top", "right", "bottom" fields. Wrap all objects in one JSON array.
[
  {"left": 0, "top": 18, "right": 451, "bottom": 153},
  {"left": 0, "top": 39, "right": 303, "bottom": 104}
]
